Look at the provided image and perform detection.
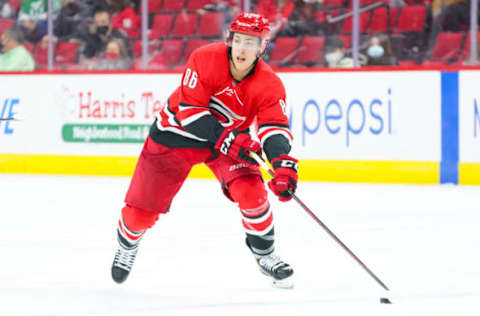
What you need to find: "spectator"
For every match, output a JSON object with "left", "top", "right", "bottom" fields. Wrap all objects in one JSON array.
[
  {"left": 288, "top": 0, "right": 323, "bottom": 36},
  {"left": 255, "top": 0, "right": 297, "bottom": 38},
  {"left": 323, "top": 36, "right": 353, "bottom": 68},
  {"left": 78, "top": 6, "right": 130, "bottom": 66},
  {"left": 0, "top": 28, "right": 35, "bottom": 71},
  {"left": 364, "top": 33, "right": 396, "bottom": 66},
  {"left": 106, "top": 0, "right": 140, "bottom": 38},
  {"left": 432, "top": 0, "right": 469, "bottom": 32},
  {"left": 52, "top": 0, "right": 87, "bottom": 40},
  {"left": 17, "top": 0, "right": 61, "bottom": 42},
  {"left": 95, "top": 38, "right": 131, "bottom": 70}
]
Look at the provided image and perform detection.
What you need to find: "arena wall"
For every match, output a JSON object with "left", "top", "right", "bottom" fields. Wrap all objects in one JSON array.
[{"left": 0, "top": 69, "right": 478, "bottom": 185}]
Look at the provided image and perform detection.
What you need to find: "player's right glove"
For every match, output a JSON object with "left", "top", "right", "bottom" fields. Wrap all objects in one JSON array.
[
  {"left": 268, "top": 155, "right": 299, "bottom": 202},
  {"left": 214, "top": 128, "right": 261, "bottom": 166}
]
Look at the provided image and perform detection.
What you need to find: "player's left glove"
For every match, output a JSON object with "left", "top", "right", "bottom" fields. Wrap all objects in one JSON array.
[{"left": 268, "top": 154, "right": 298, "bottom": 202}]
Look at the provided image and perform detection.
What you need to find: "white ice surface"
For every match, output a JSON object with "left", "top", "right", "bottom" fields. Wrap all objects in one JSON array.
[{"left": 1, "top": 174, "right": 479, "bottom": 316}]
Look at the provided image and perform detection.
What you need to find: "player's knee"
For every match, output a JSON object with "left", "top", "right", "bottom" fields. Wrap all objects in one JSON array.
[
  {"left": 229, "top": 175, "right": 268, "bottom": 211},
  {"left": 121, "top": 205, "right": 160, "bottom": 232}
]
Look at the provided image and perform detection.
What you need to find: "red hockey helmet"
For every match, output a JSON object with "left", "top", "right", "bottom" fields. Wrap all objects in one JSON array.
[{"left": 228, "top": 13, "right": 271, "bottom": 53}]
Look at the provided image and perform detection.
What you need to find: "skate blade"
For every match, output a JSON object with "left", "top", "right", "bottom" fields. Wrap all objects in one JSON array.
[{"left": 271, "top": 276, "right": 294, "bottom": 289}]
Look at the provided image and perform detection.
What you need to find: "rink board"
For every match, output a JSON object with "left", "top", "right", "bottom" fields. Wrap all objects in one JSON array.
[{"left": 0, "top": 70, "right": 478, "bottom": 184}]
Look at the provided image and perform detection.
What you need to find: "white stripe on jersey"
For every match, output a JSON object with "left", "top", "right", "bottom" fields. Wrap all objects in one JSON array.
[
  {"left": 180, "top": 111, "right": 211, "bottom": 126},
  {"left": 156, "top": 118, "right": 208, "bottom": 141}
]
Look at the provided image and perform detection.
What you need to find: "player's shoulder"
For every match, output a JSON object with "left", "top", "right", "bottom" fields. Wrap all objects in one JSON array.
[{"left": 253, "top": 59, "right": 285, "bottom": 93}]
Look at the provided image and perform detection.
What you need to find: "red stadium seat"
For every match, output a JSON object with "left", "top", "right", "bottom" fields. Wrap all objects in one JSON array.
[
  {"left": 170, "top": 13, "right": 199, "bottom": 37},
  {"left": 55, "top": 41, "right": 78, "bottom": 64},
  {"left": 369, "top": 7, "right": 387, "bottom": 33},
  {"left": 394, "top": 6, "right": 426, "bottom": 32},
  {"left": 180, "top": 38, "right": 210, "bottom": 64},
  {"left": 34, "top": 44, "right": 54, "bottom": 68},
  {"left": 322, "top": 0, "right": 345, "bottom": 8},
  {"left": 149, "top": 39, "right": 184, "bottom": 68},
  {"left": 197, "top": 12, "right": 224, "bottom": 38},
  {"left": 149, "top": 13, "right": 174, "bottom": 39},
  {"left": 0, "top": 18, "right": 14, "bottom": 36},
  {"left": 430, "top": 32, "right": 463, "bottom": 61},
  {"left": 269, "top": 37, "right": 300, "bottom": 65},
  {"left": 160, "top": 0, "right": 186, "bottom": 12},
  {"left": 186, "top": 0, "right": 212, "bottom": 11},
  {"left": 297, "top": 36, "right": 325, "bottom": 66},
  {"left": 148, "top": 0, "right": 163, "bottom": 12},
  {"left": 341, "top": 10, "right": 370, "bottom": 34},
  {"left": 133, "top": 40, "right": 160, "bottom": 58}
]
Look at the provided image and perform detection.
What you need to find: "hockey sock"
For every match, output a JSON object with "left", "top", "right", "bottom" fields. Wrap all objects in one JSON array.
[{"left": 117, "top": 216, "right": 145, "bottom": 249}]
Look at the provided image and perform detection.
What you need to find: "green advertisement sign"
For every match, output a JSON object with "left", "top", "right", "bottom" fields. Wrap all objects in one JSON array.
[{"left": 62, "top": 124, "right": 150, "bottom": 143}]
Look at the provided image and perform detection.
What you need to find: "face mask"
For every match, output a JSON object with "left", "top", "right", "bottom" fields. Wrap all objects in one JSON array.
[
  {"left": 104, "top": 51, "right": 119, "bottom": 59},
  {"left": 97, "top": 26, "right": 109, "bottom": 35},
  {"left": 367, "top": 45, "right": 384, "bottom": 59},
  {"left": 325, "top": 51, "right": 342, "bottom": 65}
]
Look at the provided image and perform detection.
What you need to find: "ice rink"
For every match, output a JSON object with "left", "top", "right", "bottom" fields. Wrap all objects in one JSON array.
[{"left": 1, "top": 174, "right": 479, "bottom": 316}]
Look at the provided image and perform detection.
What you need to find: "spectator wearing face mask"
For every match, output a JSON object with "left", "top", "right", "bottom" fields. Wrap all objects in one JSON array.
[
  {"left": 323, "top": 36, "right": 353, "bottom": 68},
  {"left": 0, "top": 28, "right": 35, "bottom": 71},
  {"left": 78, "top": 6, "right": 130, "bottom": 66},
  {"left": 364, "top": 33, "right": 396, "bottom": 66},
  {"left": 95, "top": 38, "right": 131, "bottom": 70}
]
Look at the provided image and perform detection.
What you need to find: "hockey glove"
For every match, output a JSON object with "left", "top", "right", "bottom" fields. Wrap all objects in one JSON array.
[
  {"left": 268, "top": 155, "right": 298, "bottom": 202},
  {"left": 214, "top": 128, "right": 261, "bottom": 166}
]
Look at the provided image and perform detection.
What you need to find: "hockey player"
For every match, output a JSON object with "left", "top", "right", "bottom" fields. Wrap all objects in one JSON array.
[{"left": 111, "top": 12, "right": 299, "bottom": 288}]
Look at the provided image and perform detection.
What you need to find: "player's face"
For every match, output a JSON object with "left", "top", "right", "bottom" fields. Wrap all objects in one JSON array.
[{"left": 231, "top": 33, "right": 261, "bottom": 71}]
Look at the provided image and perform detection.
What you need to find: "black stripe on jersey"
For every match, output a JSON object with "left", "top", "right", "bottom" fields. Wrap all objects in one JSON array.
[
  {"left": 149, "top": 120, "right": 213, "bottom": 149},
  {"left": 182, "top": 114, "right": 225, "bottom": 144},
  {"left": 258, "top": 123, "right": 290, "bottom": 129},
  {"left": 263, "top": 134, "right": 291, "bottom": 162},
  {"left": 167, "top": 103, "right": 181, "bottom": 126}
]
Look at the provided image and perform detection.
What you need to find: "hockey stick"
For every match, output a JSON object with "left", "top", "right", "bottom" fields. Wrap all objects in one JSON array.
[{"left": 250, "top": 151, "right": 390, "bottom": 292}]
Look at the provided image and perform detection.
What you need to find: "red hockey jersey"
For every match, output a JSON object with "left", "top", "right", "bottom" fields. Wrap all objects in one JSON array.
[{"left": 149, "top": 42, "right": 293, "bottom": 158}]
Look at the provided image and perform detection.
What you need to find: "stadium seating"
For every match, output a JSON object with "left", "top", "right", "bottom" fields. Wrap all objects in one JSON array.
[
  {"left": 186, "top": 0, "right": 212, "bottom": 11},
  {"left": 197, "top": 12, "right": 224, "bottom": 38},
  {"left": 55, "top": 41, "right": 78, "bottom": 64},
  {"left": 297, "top": 36, "right": 325, "bottom": 66},
  {"left": 160, "top": 0, "right": 186, "bottom": 12},
  {"left": 393, "top": 5, "right": 426, "bottom": 33},
  {"left": 430, "top": 32, "right": 463, "bottom": 61},
  {"left": 149, "top": 13, "right": 174, "bottom": 39},
  {"left": 149, "top": 39, "right": 184, "bottom": 69},
  {"left": 340, "top": 10, "right": 370, "bottom": 34},
  {"left": 170, "top": 13, "right": 199, "bottom": 37},
  {"left": 269, "top": 37, "right": 300, "bottom": 66}
]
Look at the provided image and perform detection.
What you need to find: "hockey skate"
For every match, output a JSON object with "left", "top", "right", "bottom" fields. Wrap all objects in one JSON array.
[
  {"left": 256, "top": 253, "right": 294, "bottom": 289},
  {"left": 246, "top": 238, "right": 294, "bottom": 289},
  {"left": 111, "top": 233, "right": 139, "bottom": 284}
]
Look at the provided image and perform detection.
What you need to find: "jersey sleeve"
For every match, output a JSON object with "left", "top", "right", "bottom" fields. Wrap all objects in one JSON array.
[
  {"left": 256, "top": 77, "right": 294, "bottom": 161},
  {"left": 176, "top": 49, "right": 224, "bottom": 143}
]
